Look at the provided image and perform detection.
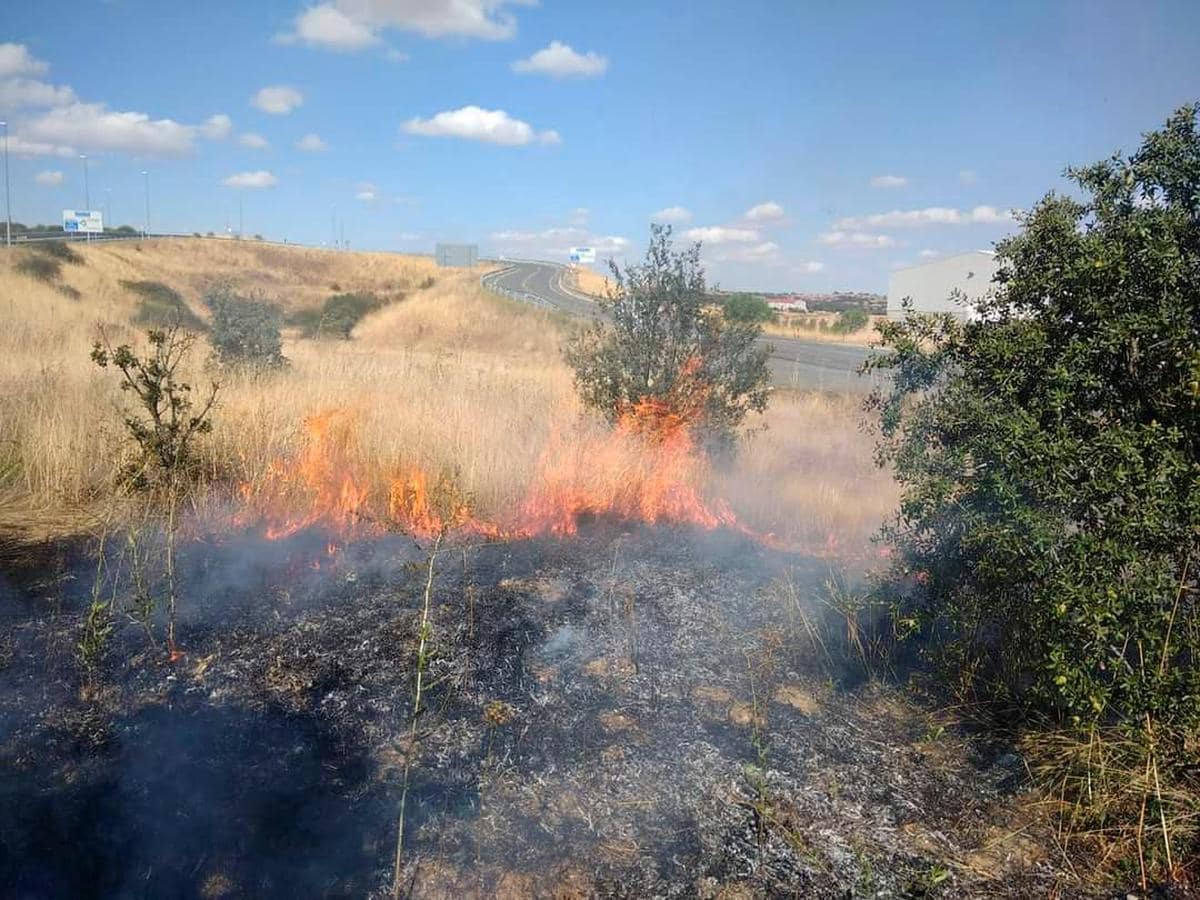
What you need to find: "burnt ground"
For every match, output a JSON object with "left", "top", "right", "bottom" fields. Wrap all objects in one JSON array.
[{"left": 0, "top": 525, "right": 1089, "bottom": 898}]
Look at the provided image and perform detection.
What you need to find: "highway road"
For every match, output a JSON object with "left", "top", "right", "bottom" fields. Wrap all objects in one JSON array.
[{"left": 482, "top": 260, "right": 880, "bottom": 393}]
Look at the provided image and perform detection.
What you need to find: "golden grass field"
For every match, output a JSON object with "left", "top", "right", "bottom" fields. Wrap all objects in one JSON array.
[
  {"left": 760, "top": 312, "right": 885, "bottom": 346},
  {"left": 0, "top": 238, "right": 896, "bottom": 552}
]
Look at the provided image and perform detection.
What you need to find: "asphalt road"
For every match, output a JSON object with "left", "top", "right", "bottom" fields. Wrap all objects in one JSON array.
[{"left": 484, "top": 260, "right": 880, "bottom": 393}]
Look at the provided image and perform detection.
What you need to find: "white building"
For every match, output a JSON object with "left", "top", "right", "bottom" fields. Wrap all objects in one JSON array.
[{"left": 887, "top": 250, "right": 999, "bottom": 320}]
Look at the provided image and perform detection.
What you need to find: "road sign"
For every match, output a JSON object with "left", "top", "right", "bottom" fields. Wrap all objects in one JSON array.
[
  {"left": 62, "top": 209, "right": 104, "bottom": 234},
  {"left": 569, "top": 246, "right": 596, "bottom": 264}
]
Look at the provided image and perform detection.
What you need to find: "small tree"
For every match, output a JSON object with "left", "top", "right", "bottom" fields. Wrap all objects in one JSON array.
[
  {"left": 205, "top": 284, "right": 286, "bottom": 368},
  {"left": 866, "top": 106, "right": 1200, "bottom": 874},
  {"left": 566, "top": 225, "right": 771, "bottom": 453},
  {"left": 721, "top": 292, "right": 776, "bottom": 324},
  {"left": 92, "top": 326, "right": 218, "bottom": 658}
]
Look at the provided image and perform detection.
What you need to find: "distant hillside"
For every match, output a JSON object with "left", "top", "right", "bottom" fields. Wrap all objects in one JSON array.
[{"left": 762, "top": 291, "right": 886, "bottom": 314}]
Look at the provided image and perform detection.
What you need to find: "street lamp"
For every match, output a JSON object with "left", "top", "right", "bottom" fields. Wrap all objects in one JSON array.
[
  {"left": 80, "top": 154, "right": 90, "bottom": 242},
  {"left": 105, "top": 187, "right": 111, "bottom": 232},
  {"left": 141, "top": 170, "right": 150, "bottom": 237},
  {"left": 1, "top": 120, "right": 10, "bottom": 248}
]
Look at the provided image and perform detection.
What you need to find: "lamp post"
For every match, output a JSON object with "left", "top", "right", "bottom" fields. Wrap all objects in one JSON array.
[
  {"left": 141, "top": 170, "right": 150, "bottom": 237},
  {"left": 105, "top": 187, "right": 111, "bottom": 233},
  {"left": 1, "top": 120, "right": 10, "bottom": 248},
  {"left": 80, "top": 154, "right": 90, "bottom": 242}
]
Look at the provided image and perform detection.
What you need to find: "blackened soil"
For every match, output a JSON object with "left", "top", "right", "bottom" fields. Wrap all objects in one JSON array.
[{"left": 0, "top": 525, "right": 1085, "bottom": 898}]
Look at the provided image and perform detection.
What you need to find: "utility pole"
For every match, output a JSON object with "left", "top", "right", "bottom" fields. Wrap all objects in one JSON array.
[
  {"left": 238, "top": 191, "right": 243, "bottom": 239},
  {"left": 105, "top": 188, "right": 111, "bottom": 232},
  {"left": 331, "top": 204, "right": 337, "bottom": 249},
  {"left": 1, "top": 120, "right": 10, "bottom": 247},
  {"left": 80, "top": 154, "right": 90, "bottom": 242},
  {"left": 141, "top": 170, "right": 150, "bottom": 237}
]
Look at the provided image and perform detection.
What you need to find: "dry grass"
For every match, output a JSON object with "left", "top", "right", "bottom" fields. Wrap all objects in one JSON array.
[
  {"left": 761, "top": 313, "right": 885, "bottom": 346},
  {"left": 0, "top": 238, "right": 895, "bottom": 553},
  {"left": 567, "top": 265, "right": 612, "bottom": 298}
]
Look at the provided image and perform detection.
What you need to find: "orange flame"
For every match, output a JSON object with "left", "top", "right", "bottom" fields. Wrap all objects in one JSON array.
[{"left": 237, "top": 361, "right": 756, "bottom": 544}]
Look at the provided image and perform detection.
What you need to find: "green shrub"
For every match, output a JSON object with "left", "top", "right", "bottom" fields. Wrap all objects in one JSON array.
[
  {"left": 721, "top": 292, "right": 776, "bottom": 324},
  {"left": 204, "top": 285, "right": 286, "bottom": 368},
  {"left": 32, "top": 240, "right": 82, "bottom": 264},
  {"left": 830, "top": 308, "right": 869, "bottom": 333},
  {"left": 867, "top": 105, "right": 1200, "bottom": 732},
  {"left": 566, "top": 225, "right": 771, "bottom": 454},
  {"left": 293, "top": 292, "right": 384, "bottom": 339},
  {"left": 15, "top": 253, "right": 61, "bottom": 282},
  {"left": 866, "top": 106, "right": 1200, "bottom": 879},
  {"left": 122, "top": 280, "right": 206, "bottom": 331}
]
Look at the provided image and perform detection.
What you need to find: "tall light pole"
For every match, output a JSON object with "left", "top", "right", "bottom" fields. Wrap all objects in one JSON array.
[
  {"left": 141, "top": 170, "right": 150, "bottom": 237},
  {"left": 238, "top": 191, "right": 243, "bottom": 239},
  {"left": 80, "top": 154, "right": 90, "bottom": 242},
  {"left": 1, "top": 120, "right": 10, "bottom": 248},
  {"left": 105, "top": 187, "right": 111, "bottom": 231},
  {"left": 330, "top": 204, "right": 336, "bottom": 249}
]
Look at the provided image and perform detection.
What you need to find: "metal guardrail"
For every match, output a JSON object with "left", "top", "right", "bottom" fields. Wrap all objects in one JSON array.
[{"left": 479, "top": 265, "right": 558, "bottom": 310}]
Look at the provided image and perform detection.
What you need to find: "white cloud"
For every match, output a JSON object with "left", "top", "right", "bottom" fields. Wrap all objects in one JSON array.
[
  {"left": 684, "top": 226, "right": 760, "bottom": 244},
  {"left": 335, "top": 0, "right": 527, "bottom": 40},
  {"left": 793, "top": 261, "right": 825, "bottom": 274},
  {"left": 0, "top": 78, "right": 76, "bottom": 110},
  {"left": 834, "top": 205, "right": 1015, "bottom": 229},
  {"left": 355, "top": 181, "right": 377, "bottom": 201},
  {"left": 222, "top": 170, "right": 279, "bottom": 189},
  {"left": 512, "top": 41, "right": 607, "bottom": 78},
  {"left": 34, "top": 169, "right": 64, "bottom": 186},
  {"left": 918, "top": 248, "right": 938, "bottom": 259},
  {"left": 651, "top": 206, "right": 691, "bottom": 224},
  {"left": 719, "top": 240, "right": 780, "bottom": 263},
  {"left": 252, "top": 85, "right": 303, "bottom": 115},
  {"left": 959, "top": 169, "right": 978, "bottom": 185},
  {"left": 818, "top": 230, "right": 895, "bottom": 248},
  {"left": 5, "top": 135, "right": 75, "bottom": 158},
  {"left": 0, "top": 43, "right": 48, "bottom": 78},
  {"left": 569, "top": 206, "right": 589, "bottom": 226},
  {"left": 278, "top": 4, "right": 381, "bottom": 50},
  {"left": 282, "top": 0, "right": 530, "bottom": 47},
  {"left": 489, "top": 224, "right": 628, "bottom": 257},
  {"left": 742, "top": 201, "right": 784, "bottom": 222},
  {"left": 403, "top": 105, "right": 559, "bottom": 146},
  {"left": 870, "top": 174, "right": 908, "bottom": 189},
  {"left": 239, "top": 132, "right": 270, "bottom": 149},
  {"left": 296, "top": 132, "right": 328, "bottom": 151},
  {"left": 200, "top": 113, "right": 233, "bottom": 140},
  {"left": 20, "top": 102, "right": 200, "bottom": 157}
]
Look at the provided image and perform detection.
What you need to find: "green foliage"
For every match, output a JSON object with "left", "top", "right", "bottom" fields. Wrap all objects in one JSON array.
[
  {"left": 15, "top": 253, "right": 61, "bottom": 282},
  {"left": 91, "top": 326, "right": 219, "bottom": 490},
  {"left": 830, "top": 307, "right": 869, "bottom": 334},
  {"left": 565, "top": 225, "right": 771, "bottom": 454},
  {"left": 292, "top": 291, "right": 384, "bottom": 339},
  {"left": 721, "top": 292, "right": 776, "bottom": 324},
  {"left": 866, "top": 105, "right": 1200, "bottom": 733},
  {"left": 122, "top": 280, "right": 206, "bottom": 331},
  {"left": 204, "top": 285, "right": 286, "bottom": 368}
]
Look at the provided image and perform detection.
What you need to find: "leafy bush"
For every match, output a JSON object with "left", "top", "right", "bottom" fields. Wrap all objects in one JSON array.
[
  {"left": 32, "top": 240, "right": 82, "bottom": 264},
  {"left": 721, "top": 292, "right": 776, "bottom": 324},
  {"left": 566, "top": 225, "right": 771, "bottom": 453},
  {"left": 15, "top": 253, "right": 62, "bottom": 282},
  {"left": 292, "top": 292, "right": 384, "bottom": 339},
  {"left": 867, "top": 105, "right": 1200, "bottom": 877},
  {"left": 122, "top": 280, "right": 206, "bottom": 331},
  {"left": 204, "top": 285, "right": 286, "bottom": 368},
  {"left": 830, "top": 308, "right": 869, "bottom": 334}
]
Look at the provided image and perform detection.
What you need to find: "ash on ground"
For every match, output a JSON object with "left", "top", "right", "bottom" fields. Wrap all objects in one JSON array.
[{"left": 1, "top": 526, "right": 1077, "bottom": 897}]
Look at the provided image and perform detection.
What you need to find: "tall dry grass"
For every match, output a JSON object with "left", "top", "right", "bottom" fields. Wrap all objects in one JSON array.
[{"left": 0, "top": 238, "right": 896, "bottom": 552}]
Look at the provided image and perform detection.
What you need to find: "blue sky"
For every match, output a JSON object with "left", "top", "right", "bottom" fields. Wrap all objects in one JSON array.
[{"left": 2, "top": 1, "right": 1198, "bottom": 291}]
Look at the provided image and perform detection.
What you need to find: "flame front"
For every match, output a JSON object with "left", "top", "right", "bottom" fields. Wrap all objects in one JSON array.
[{"left": 237, "top": 375, "right": 749, "bottom": 544}]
